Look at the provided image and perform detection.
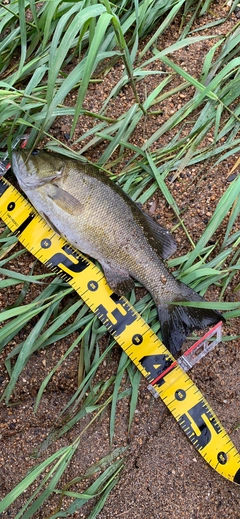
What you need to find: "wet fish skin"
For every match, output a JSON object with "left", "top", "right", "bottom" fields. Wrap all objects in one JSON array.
[{"left": 12, "top": 149, "right": 224, "bottom": 357}]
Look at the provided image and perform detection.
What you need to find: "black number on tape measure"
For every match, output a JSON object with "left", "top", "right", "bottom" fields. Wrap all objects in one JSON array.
[
  {"left": 179, "top": 400, "right": 221, "bottom": 449},
  {"left": 15, "top": 213, "right": 35, "bottom": 235},
  {"left": 88, "top": 280, "right": 98, "bottom": 291},
  {"left": 41, "top": 238, "right": 52, "bottom": 249},
  {"left": 139, "top": 354, "right": 173, "bottom": 384},
  {"left": 96, "top": 295, "right": 136, "bottom": 336},
  {"left": 0, "top": 178, "right": 9, "bottom": 196},
  {"left": 46, "top": 245, "right": 89, "bottom": 281},
  {"left": 7, "top": 202, "right": 15, "bottom": 211},
  {"left": 175, "top": 389, "right": 186, "bottom": 401},
  {"left": 132, "top": 334, "right": 143, "bottom": 345},
  {"left": 217, "top": 451, "right": 227, "bottom": 465}
]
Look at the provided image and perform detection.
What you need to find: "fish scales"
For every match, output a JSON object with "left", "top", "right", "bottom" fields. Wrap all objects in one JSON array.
[{"left": 11, "top": 149, "right": 224, "bottom": 357}]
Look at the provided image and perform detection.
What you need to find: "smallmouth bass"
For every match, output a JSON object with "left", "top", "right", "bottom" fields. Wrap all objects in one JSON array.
[{"left": 12, "top": 149, "right": 224, "bottom": 357}]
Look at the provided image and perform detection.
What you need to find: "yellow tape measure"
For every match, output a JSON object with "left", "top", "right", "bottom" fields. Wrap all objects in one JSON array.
[{"left": 0, "top": 176, "right": 239, "bottom": 485}]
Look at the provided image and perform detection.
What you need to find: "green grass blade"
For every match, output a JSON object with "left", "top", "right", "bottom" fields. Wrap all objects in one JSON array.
[
  {"left": 183, "top": 174, "right": 240, "bottom": 269},
  {"left": 34, "top": 317, "right": 94, "bottom": 412},
  {"left": 138, "top": 0, "right": 186, "bottom": 60},
  {"left": 0, "top": 445, "right": 74, "bottom": 513},
  {"left": 110, "top": 350, "right": 130, "bottom": 444},
  {"left": 71, "top": 11, "right": 112, "bottom": 135},
  {"left": 128, "top": 367, "right": 141, "bottom": 431}
]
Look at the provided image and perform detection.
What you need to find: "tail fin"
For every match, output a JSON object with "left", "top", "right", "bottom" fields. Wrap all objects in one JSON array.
[{"left": 157, "top": 283, "right": 224, "bottom": 358}]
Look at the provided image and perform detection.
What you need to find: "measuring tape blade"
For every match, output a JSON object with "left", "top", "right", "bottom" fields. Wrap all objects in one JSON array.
[{"left": 0, "top": 176, "right": 239, "bottom": 485}]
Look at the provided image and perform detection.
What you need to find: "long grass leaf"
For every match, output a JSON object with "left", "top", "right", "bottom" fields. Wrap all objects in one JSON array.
[
  {"left": 183, "top": 174, "right": 240, "bottom": 269},
  {"left": 14, "top": 0, "right": 27, "bottom": 80},
  {"left": 0, "top": 445, "right": 74, "bottom": 513},
  {"left": 34, "top": 317, "right": 94, "bottom": 412},
  {"left": 47, "top": 4, "right": 106, "bottom": 106},
  {"left": 71, "top": 11, "right": 112, "bottom": 135},
  {"left": 138, "top": 0, "right": 186, "bottom": 60}
]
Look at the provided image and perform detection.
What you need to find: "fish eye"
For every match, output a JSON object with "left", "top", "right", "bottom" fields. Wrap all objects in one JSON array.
[
  {"left": 56, "top": 166, "right": 64, "bottom": 176},
  {"left": 31, "top": 149, "right": 39, "bottom": 155}
]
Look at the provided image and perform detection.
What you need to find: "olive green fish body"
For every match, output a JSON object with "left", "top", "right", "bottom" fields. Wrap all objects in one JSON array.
[{"left": 12, "top": 150, "right": 224, "bottom": 356}]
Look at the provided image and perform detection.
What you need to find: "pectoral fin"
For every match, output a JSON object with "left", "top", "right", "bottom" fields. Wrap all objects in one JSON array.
[{"left": 48, "top": 184, "right": 82, "bottom": 214}]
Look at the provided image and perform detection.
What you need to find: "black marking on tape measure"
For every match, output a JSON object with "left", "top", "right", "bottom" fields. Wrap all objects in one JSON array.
[
  {"left": 88, "top": 280, "right": 99, "bottom": 291},
  {"left": 179, "top": 400, "right": 221, "bottom": 449},
  {"left": 7, "top": 201, "right": 15, "bottom": 211},
  {"left": 139, "top": 353, "right": 174, "bottom": 384},
  {"left": 175, "top": 389, "right": 186, "bottom": 401},
  {"left": 46, "top": 244, "right": 89, "bottom": 281},
  {"left": 95, "top": 294, "right": 137, "bottom": 337},
  {"left": 41, "top": 238, "right": 52, "bottom": 249},
  {"left": 217, "top": 451, "right": 227, "bottom": 465},
  {"left": 15, "top": 212, "right": 35, "bottom": 235},
  {"left": 151, "top": 360, "right": 178, "bottom": 386},
  {"left": 0, "top": 177, "right": 9, "bottom": 195},
  {"left": 234, "top": 469, "right": 240, "bottom": 485},
  {"left": 132, "top": 333, "right": 143, "bottom": 345}
]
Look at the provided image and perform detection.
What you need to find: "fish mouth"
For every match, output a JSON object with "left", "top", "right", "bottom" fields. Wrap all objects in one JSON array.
[
  {"left": 11, "top": 151, "right": 30, "bottom": 188},
  {"left": 11, "top": 151, "right": 57, "bottom": 188}
]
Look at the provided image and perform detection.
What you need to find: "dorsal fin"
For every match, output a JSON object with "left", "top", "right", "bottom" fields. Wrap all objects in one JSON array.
[{"left": 138, "top": 207, "right": 177, "bottom": 259}]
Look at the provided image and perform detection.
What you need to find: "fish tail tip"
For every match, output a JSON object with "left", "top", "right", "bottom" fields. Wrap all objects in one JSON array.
[{"left": 157, "top": 299, "right": 224, "bottom": 357}]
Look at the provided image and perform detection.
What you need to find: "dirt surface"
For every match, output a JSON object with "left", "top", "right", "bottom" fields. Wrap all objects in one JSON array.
[{"left": 0, "top": 2, "right": 240, "bottom": 518}]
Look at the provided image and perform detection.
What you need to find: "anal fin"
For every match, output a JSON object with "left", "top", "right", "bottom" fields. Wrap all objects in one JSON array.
[{"left": 102, "top": 263, "right": 135, "bottom": 296}]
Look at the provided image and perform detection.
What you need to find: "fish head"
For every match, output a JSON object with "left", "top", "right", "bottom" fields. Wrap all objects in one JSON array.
[{"left": 11, "top": 149, "right": 66, "bottom": 190}]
